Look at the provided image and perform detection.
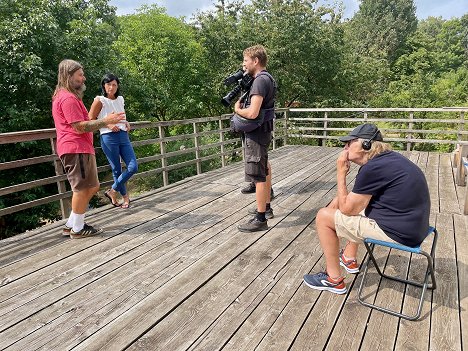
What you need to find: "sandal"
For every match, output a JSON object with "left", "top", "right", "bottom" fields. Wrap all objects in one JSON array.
[
  {"left": 121, "top": 199, "right": 131, "bottom": 209},
  {"left": 104, "top": 189, "right": 121, "bottom": 207}
]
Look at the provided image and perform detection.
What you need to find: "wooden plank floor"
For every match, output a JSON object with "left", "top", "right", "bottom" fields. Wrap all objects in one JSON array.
[{"left": 0, "top": 145, "right": 467, "bottom": 351}]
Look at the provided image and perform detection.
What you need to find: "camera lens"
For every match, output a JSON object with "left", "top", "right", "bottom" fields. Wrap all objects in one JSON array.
[
  {"left": 224, "top": 69, "right": 244, "bottom": 86},
  {"left": 221, "top": 85, "right": 242, "bottom": 106}
]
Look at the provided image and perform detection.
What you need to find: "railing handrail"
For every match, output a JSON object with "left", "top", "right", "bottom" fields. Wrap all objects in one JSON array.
[
  {"left": 286, "top": 107, "right": 468, "bottom": 146},
  {"left": 289, "top": 107, "right": 468, "bottom": 112},
  {"left": 1, "top": 106, "right": 467, "bottom": 220},
  {"left": 0, "top": 112, "right": 288, "bottom": 219}
]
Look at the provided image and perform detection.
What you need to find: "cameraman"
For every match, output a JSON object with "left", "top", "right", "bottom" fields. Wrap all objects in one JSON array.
[{"left": 234, "top": 45, "right": 276, "bottom": 232}]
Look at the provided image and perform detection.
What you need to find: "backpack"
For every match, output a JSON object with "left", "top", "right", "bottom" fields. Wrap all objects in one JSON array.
[{"left": 230, "top": 107, "right": 275, "bottom": 133}]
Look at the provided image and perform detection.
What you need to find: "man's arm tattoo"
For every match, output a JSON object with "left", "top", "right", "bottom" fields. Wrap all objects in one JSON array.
[{"left": 72, "top": 119, "right": 108, "bottom": 133}]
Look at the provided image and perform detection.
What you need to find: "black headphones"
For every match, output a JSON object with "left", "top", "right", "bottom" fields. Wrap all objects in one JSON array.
[{"left": 362, "top": 129, "right": 381, "bottom": 151}]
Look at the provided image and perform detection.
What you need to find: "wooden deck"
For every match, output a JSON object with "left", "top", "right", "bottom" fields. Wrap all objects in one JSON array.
[{"left": 0, "top": 145, "right": 467, "bottom": 351}]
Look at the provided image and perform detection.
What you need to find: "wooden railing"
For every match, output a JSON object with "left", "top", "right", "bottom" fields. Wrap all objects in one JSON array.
[
  {"left": 1, "top": 107, "right": 468, "bottom": 220},
  {"left": 286, "top": 107, "right": 468, "bottom": 150},
  {"left": 0, "top": 110, "right": 288, "bottom": 219}
]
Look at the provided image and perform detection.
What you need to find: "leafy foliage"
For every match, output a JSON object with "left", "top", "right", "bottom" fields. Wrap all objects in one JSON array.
[
  {"left": 346, "top": 0, "right": 417, "bottom": 64},
  {"left": 0, "top": 0, "right": 118, "bottom": 238},
  {"left": 374, "top": 17, "right": 468, "bottom": 107},
  {"left": 194, "top": 0, "right": 347, "bottom": 107},
  {"left": 113, "top": 5, "right": 210, "bottom": 121},
  {"left": 1, "top": 0, "right": 468, "bottom": 237}
]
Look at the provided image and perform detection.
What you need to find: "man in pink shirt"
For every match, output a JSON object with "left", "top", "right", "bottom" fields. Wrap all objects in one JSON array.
[{"left": 52, "top": 59, "right": 125, "bottom": 238}]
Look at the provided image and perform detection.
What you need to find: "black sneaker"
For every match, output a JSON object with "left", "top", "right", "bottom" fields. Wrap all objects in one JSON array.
[
  {"left": 70, "top": 224, "right": 103, "bottom": 239},
  {"left": 247, "top": 207, "right": 274, "bottom": 219},
  {"left": 63, "top": 225, "right": 72, "bottom": 236},
  {"left": 241, "top": 182, "right": 256, "bottom": 194},
  {"left": 270, "top": 188, "right": 275, "bottom": 200},
  {"left": 238, "top": 217, "right": 268, "bottom": 232}
]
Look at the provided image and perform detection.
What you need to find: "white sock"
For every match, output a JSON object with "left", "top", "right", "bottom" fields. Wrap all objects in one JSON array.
[
  {"left": 66, "top": 211, "right": 76, "bottom": 228},
  {"left": 73, "top": 213, "right": 85, "bottom": 232}
]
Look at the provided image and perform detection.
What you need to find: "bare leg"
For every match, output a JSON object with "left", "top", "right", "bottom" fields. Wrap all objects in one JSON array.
[
  {"left": 316, "top": 207, "right": 341, "bottom": 279},
  {"left": 71, "top": 186, "right": 99, "bottom": 214},
  {"left": 265, "top": 161, "right": 271, "bottom": 204},
  {"left": 327, "top": 197, "right": 359, "bottom": 259},
  {"left": 343, "top": 241, "right": 359, "bottom": 259},
  {"left": 106, "top": 188, "right": 121, "bottom": 205},
  {"left": 255, "top": 161, "right": 272, "bottom": 212},
  {"left": 327, "top": 197, "right": 339, "bottom": 209},
  {"left": 255, "top": 181, "right": 268, "bottom": 213},
  {"left": 122, "top": 194, "right": 130, "bottom": 209}
]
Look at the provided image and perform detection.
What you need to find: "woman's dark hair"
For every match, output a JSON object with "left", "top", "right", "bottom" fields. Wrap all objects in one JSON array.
[{"left": 101, "top": 73, "right": 120, "bottom": 97}]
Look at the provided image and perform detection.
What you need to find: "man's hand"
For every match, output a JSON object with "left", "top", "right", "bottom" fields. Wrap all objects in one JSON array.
[
  {"left": 71, "top": 112, "right": 126, "bottom": 133},
  {"left": 337, "top": 150, "right": 350, "bottom": 178},
  {"left": 104, "top": 112, "right": 126, "bottom": 128},
  {"left": 234, "top": 100, "right": 241, "bottom": 115},
  {"left": 234, "top": 95, "right": 263, "bottom": 119},
  {"left": 336, "top": 150, "right": 371, "bottom": 215}
]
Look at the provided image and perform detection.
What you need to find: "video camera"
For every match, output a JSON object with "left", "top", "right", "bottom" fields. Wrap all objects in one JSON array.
[{"left": 220, "top": 69, "right": 254, "bottom": 107}]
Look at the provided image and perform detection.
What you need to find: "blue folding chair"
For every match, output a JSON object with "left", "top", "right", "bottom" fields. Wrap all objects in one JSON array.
[{"left": 357, "top": 226, "right": 438, "bottom": 320}]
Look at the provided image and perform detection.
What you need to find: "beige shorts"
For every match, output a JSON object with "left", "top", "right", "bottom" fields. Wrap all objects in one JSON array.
[
  {"left": 334, "top": 210, "right": 397, "bottom": 244},
  {"left": 60, "top": 153, "right": 99, "bottom": 191}
]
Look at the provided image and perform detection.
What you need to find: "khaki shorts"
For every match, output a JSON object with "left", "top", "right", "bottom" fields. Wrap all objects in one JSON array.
[
  {"left": 60, "top": 153, "right": 99, "bottom": 191},
  {"left": 334, "top": 210, "right": 397, "bottom": 244}
]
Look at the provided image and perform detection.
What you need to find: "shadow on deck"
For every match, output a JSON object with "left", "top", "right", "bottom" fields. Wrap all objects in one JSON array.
[{"left": 0, "top": 145, "right": 467, "bottom": 351}]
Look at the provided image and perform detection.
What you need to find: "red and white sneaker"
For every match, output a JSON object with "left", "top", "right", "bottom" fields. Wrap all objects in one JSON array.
[{"left": 339, "top": 249, "right": 360, "bottom": 274}]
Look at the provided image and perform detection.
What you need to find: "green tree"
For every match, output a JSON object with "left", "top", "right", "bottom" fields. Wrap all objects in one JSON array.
[
  {"left": 193, "top": 0, "right": 247, "bottom": 115},
  {"left": 0, "top": 0, "right": 118, "bottom": 238},
  {"left": 347, "top": 0, "right": 417, "bottom": 64},
  {"left": 113, "top": 5, "right": 210, "bottom": 121},
  {"left": 195, "top": 0, "right": 347, "bottom": 107},
  {"left": 338, "top": 19, "right": 391, "bottom": 105},
  {"left": 374, "top": 17, "right": 468, "bottom": 107},
  {"left": 340, "top": 0, "right": 417, "bottom": 105}
]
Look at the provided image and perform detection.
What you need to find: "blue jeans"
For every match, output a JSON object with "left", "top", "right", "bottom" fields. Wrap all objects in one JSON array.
[{"left": 100, "top": 131, "right": 138, "bottom": 196}]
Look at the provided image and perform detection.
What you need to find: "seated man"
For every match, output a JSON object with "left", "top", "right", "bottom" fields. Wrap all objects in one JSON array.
[{"left": 303, "top": 123, "right": 430, "bottom": 294}]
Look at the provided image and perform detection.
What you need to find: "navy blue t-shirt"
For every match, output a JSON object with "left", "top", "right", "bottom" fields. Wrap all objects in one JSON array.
[{"left": 352, "top": 151, "right": 430, "bottom": 247}]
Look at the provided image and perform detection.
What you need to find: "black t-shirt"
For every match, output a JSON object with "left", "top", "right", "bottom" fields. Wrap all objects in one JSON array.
[
  {"left": 244, "top": 70, "right": 276, "bottom": 145},
  {"left": 248, "top": 71, "right": 275, "bottom": 109},
  {"left": 353, "top": 151, "right": 430, "bottom": 247}
]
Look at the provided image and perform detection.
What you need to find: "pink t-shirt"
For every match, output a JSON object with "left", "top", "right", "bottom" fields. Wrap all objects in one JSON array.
[{"left": 52, "top": 89, "right": 94, "bottom": 157}]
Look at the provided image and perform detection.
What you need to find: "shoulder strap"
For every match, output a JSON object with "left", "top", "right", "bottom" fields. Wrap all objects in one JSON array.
[{"left": 256, "top": 71, "right": 277, "bottom": 89}]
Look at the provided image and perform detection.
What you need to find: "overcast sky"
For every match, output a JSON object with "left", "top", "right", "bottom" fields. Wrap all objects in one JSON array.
[{"left": 109, "top": 0, "right": 468, "bottom": 20}]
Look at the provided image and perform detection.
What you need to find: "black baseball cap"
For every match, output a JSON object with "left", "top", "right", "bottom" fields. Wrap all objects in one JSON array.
[{"left": 339, "top": 123, "right": 383, "bottom": 142}]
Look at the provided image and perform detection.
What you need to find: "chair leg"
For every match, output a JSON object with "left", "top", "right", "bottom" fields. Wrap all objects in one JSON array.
[{"left": 357, "top": 240, "right": 437, "bottom": 321}]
